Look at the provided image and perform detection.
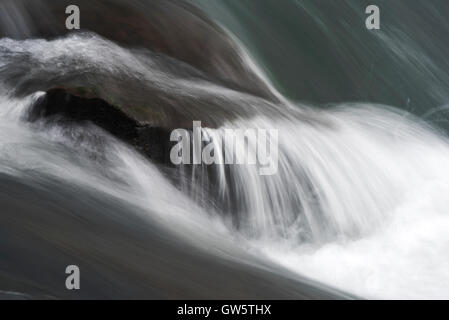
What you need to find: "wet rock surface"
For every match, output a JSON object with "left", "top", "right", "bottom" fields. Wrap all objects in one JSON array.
[
  {"left": 0, "top": 0, "right": 277, "bottom": 103},
  {"left": 29, "top": 88, "right": 174, "bottom": 164}
]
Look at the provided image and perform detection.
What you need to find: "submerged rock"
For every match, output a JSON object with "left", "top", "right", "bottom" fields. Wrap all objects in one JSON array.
[
  {"left": 0, "top": 0, "right": 277, "bottom": 102},
  {"left": 1, "top": 0, "right": 286, "bottom": 163},
  {"left": 29, "top": 88, "right": 174, "bottom": 163}
]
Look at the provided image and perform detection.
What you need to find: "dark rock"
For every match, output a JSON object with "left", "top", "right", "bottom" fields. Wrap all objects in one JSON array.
[
  {"left": 29, "top": 88, "right": 174, "bottom": 164},
  {"left": 0, "top": 0, "right": 277, "bottom": 102}
]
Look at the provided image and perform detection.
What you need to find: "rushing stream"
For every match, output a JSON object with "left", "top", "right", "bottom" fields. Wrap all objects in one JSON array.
[{"left": 1, "top": 0, "right": 449, "bottom": 299}]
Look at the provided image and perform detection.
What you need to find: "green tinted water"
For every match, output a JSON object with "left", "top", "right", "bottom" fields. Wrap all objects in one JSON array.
[{"left": 191, "top": 0, "right": 449, "bottom": 125}]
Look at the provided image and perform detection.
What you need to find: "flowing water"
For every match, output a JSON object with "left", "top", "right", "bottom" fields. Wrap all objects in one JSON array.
[{"left": 1, "top": 0, "right": 449, "bottom": 299}]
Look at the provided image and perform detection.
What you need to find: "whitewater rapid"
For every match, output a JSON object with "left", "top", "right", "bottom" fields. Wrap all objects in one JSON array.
[
  {"left": 251, "top": 106, "right": 449, "bottom": 299},
  {"left": 1, "top": 34, "right": 449, "bottom": 299}
]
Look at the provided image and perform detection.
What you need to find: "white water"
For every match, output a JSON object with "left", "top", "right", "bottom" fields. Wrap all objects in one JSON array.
[
  {"left": 191, "top": 104, "right": 449, "bottom": 299},
  {"left": 246, "top": 106, "right": 449, "bottom": 299},
  {"left": 1, "top": 34, "right": 449, "bottom": 299}
]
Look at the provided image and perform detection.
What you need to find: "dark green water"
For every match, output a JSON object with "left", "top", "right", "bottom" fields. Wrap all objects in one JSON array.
[{"left": 192, "top": 0, "right": 449, "bottom": 125}]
